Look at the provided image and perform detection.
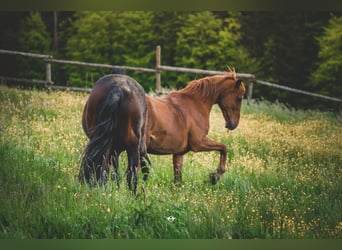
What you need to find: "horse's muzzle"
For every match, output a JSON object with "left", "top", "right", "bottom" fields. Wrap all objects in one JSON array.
[{"left": 225, "top": 120, "right": 237, "bottom": 130}]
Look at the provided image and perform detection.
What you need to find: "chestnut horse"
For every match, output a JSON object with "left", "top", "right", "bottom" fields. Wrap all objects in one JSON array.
[
  {"left": 145, "top": 70, "right": 245, "bottom": 184},
  {"left": 80, "top": 70, "right": 245, "bottom": 192},
  {"left": 79, "top": 74, "right": 149, "bottom": 194}
]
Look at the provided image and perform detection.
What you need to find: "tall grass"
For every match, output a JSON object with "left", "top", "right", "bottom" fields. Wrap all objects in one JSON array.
[{"left": 0, "top": 85, "right": 341, "bottom": 238}]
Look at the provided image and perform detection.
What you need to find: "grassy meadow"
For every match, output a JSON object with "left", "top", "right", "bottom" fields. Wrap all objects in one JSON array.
[{"left": 0, "top": 85, "right": 341, "bottom": 239}]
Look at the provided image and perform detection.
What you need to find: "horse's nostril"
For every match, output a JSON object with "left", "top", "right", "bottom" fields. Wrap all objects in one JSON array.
[{"left": 226, "top": 121, "right": 237, "bottom": 130}]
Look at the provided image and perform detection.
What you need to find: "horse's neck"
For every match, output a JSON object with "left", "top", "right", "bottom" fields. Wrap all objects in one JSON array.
[
  {"left": 195, "top": 80, "right": 224, "bottom": 107},
  {"left": 180, "top": 85, "right": 219, "bottom": 115}
]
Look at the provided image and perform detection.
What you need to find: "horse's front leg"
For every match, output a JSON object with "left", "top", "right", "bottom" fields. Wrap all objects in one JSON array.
[
  {"left": 191, "top": 137, "right": 227, "bottom": 184},
  {"left": 140, "top": 153, "right": 151, "bottom": 181},
  {"left": 173, "top": 154, "right": 184, "bottom": 183}
]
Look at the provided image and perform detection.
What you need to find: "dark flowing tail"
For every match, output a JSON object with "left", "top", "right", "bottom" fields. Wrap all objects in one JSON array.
[{"left": 79, "top": 86, "right": 123, "bottom": 185}]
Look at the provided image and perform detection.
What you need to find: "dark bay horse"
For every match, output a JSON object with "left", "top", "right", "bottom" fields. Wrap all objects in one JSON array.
[
  {"left": 79, "top": 74, "right": 149, "bottom": 194},
  {"left": 145, "top": 69, "right": 245, "bottom": 184}
]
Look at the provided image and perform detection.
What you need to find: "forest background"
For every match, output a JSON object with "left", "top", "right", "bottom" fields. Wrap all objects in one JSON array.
[{"left": 0, "top": 11, "right": 341, "bottom": 110}]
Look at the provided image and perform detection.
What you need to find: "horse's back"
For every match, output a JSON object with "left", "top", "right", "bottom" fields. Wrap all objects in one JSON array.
[
  {"left": 90, "top": 74, "right": 145, "bottom": 105},
  {"left": 82, "top": 74, "right": 146, "bottom": 138}
]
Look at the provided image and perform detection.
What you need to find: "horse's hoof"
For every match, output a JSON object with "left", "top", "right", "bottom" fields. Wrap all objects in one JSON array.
[
  {"left": 173, "top": 181, "right": 183, "bottom": 188},
  {"left": 210, "top": 173, "right": 218, "bottom": 185}
]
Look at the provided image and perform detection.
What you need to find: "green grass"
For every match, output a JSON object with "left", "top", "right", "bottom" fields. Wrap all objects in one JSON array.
[{"left": 0, "top": 85, "right": 341, "bottom": 238}]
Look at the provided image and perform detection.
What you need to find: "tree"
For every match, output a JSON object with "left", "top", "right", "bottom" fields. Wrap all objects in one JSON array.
[
  {"left": 310, "top": 15, "right": 342, "bottom": 98},
  {"left": 64, "top": 12, "right": 111, "bottom": 87},
  {"left": 16, "top": 12, "right": 51, "bottom": 80},
  {"left": 64, "top": 11, "right": 155, "bottom": 88},
  {"left": 149, "top": 12, "right": 189, "bottom": 88},
  {"left": 174, "top": 11, "right": 258, "bottom": 86},
  {"left": 238, "top": 12, "right": 333, "bottom": 106},
  {"left": 0, "top": 12, "right": 28, "bottom": 77},
  {"left": 113, "top": 11, "right": 155, "bottom": 90}
]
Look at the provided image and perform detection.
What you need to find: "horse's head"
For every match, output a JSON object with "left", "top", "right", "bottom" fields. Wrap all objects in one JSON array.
[{"left": 217, "top": 78, "right": 246, "bottom": 130}]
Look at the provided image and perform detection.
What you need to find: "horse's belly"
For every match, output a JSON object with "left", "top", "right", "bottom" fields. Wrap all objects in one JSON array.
[{"left": 147, "top": 133, "right": 188, "bottom": 155}]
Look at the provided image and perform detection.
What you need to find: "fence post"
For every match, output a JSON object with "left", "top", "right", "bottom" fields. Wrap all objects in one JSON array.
[
  {"left": 247, "top": 79, "right": 254, "bottom": 105},
  {"left": 45, "top": 56, "right": 52, "bottom": 85},
  {"left": 156, "top": 45, "right": 161, "bottom": 93}
]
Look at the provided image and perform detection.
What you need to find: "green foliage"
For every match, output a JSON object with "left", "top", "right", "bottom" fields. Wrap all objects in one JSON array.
[
  {"left": 310, "top": 15, "right": 342, "bottom": 97},
  {"left": 174, "top": 12, "right": 258, "bottom": 85},
  {"left": 1, "top": 11, "right": 341, "bottom": 109},
  {"left": 16, "top": 12, "right": 51, "bottom": 80},
  {"left": 175, "top": 12, "right": 224, "bottom": 68},
  {"left": 63, "top": 11, "right": 259, "bottom": 89},
  {"left": 0, "top": 86, "right": 341, "bottom": 239},
  {"left": 239, "top": 12, "right": 336, "bottom": 107},
  {"left": 64, "top": 11, "right": 155, "bottom": 88}
]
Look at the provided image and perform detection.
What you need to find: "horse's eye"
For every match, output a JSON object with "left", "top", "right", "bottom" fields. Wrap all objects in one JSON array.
[{"left": 237, "top": 97, "right": 242, "bottom": 103}]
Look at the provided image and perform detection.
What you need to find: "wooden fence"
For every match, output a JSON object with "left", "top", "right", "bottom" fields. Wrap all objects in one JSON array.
[{"left": 1, "top": 47, "right": 341, "bottom": 108}]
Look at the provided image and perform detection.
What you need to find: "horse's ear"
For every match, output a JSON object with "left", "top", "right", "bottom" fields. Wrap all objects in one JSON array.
[{"left": 235, "top": 79, "right": 242, "bottom": 88}]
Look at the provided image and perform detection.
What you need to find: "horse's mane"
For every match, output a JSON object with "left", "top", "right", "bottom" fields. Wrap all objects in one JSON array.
[{"left": 179, "top": 70, "right": 237, "bottom": 100}]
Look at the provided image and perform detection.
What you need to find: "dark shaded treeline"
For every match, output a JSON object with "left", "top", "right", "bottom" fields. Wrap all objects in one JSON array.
[{"left": 0, "top": 11, "right": 341, "bottom": 110}]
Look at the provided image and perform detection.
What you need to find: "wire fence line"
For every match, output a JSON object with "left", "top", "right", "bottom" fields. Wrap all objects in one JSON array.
[{"left": 0, "top": 47, "right": 341, "bottom": 105}]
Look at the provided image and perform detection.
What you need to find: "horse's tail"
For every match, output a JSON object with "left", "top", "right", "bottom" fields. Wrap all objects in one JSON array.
[{"left": 79, "top": 86, "right": 123, "bottom": 185}]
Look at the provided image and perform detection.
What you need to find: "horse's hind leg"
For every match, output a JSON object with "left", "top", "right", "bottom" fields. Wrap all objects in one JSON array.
[
  {"left": 109, "top": 149, "right": 121, "bottom": 188},
  {"left": 126, "top": 146, "right": 140, "bottom": 195},
  {"left": 99, "top": 153, "right": 109, "bottom": 186}
]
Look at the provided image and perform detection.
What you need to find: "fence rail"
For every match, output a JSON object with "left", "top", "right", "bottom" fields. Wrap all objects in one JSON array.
[
  {"left": 0, "top": 47, "right": 341, "bottom": 106},
  {"left": 0, "top": 49, "right": 51, "bottom": 59},
  {"left": 157, "top": 65, "right": 254, "bottom": 79},
  {"left": 46, "top": 58, "right": 157, "bottom": 73},
  {"left": 0, "top": 76, "right": 49, "bottom": 85},
  {"left": 255, "top": 80, "right": 342, "bottom": 103}
]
